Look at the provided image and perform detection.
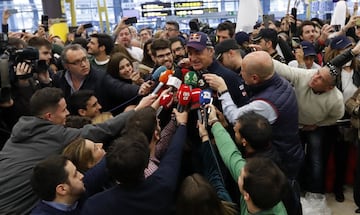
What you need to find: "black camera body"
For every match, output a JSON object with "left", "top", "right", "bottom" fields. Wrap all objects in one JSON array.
[{"left": 0, "top": 32, "right": 40, "bottom": 104}]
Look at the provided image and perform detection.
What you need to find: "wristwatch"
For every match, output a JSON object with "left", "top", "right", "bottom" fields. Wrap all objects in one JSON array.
[{"left": 217, "top": 89, "right": 229, "bottom": 97}]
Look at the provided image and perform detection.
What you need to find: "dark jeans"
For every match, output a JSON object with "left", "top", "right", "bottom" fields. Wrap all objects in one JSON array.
[
  {"left": 300, "top": 126, "right": 327, "bottom": 193},
  {"left": 323, "top": 125, "right": 352, "bottom": 194}
]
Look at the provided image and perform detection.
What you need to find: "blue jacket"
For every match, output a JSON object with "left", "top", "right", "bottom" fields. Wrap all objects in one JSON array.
[
  {"left": 80, "top": 126, "right": 187, "bottom": 215},
  {"left": 207, "top": 60, "right": 249, "bottom": 107},
  {"left": 249, "top": 73, "right": 304, "bottom": 178},
  {"left": 53, "top": 67, "right": 140, "bottom": 112}
]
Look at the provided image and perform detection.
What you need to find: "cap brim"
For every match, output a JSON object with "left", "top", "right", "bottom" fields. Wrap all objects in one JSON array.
[
  {"left": 187, "top": 43, "right": 206, "bottom": 51},
  {"left": 304, "top": 52, "right": 317, "bottom": 57},
  {"left": 251, "top": 36, "right": 262, "bottom": 42}
]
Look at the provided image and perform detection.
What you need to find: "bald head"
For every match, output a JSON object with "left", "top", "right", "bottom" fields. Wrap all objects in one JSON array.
[{"left": 242, "top": 51, "right": 274, "bottom": 81}]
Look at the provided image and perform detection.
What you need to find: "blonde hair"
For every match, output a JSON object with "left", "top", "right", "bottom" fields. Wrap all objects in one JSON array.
[
  {"left": 62, "top": 138, "right": 94, "bottom": 173},
  {"left": 92, "top": 112, "right": 113, "bottom": 124}
]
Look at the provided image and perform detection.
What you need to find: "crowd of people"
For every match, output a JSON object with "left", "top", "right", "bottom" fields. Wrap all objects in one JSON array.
[{"left": 2, "top": 4, "right": 360, "bottom": 215}]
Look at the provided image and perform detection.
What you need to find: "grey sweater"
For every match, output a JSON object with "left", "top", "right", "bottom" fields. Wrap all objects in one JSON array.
[{"left": 0, "top": 110, "right": 134, "bottom": 215}]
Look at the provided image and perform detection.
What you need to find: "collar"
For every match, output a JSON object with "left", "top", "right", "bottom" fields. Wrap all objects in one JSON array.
[
  {"left": 94, "top": 57, "right": 110, "bottom": 65},
  {"left": 247, "top": 73, "right": 278, "bottom": 95},
  {"left": 64, "top": 71, "right": 85, "bottom": 94},
  {"left": 42, "top": 200, "right": 78, "bottom": 212}
]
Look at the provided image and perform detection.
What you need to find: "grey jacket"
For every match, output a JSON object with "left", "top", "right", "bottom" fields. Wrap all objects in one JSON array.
[{"left": 0, "top": 110, "right": 134, "bottom": 215}]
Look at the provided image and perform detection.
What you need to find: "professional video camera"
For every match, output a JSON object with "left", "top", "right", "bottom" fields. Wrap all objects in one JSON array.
[
  {"left": 0, "top": 32, "right": 39, "bottom": 104},
  {"left": 189, "top": 19, "right": 216, "bottom": 45}
]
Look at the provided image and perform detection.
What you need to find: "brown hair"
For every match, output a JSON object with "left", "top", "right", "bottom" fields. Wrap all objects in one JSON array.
[
  {"left": 107, "top": 52, "right": 134, "bottom": 80},
  {"left": 111, "top": 43, "right": 136, "bottom": 62},
  {"left": 62, "top": 137, "right": 94, "bottom": 173},
  {"left": 177, "top": 173, "right": 237, "bottom": 215}
]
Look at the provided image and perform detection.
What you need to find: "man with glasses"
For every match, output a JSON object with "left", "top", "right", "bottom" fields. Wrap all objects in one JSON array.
[
  {"left": 151, "top": 38, "right": 176, "bottom": 71},
  {"left": 215, "top": 39, "right": 244, "bottom": 74},
  {"left": 53, "top": 44, "right": 150, "bottom": 112},
  {"left": 164, "top": 21, "right": 181, "bottom": 39},
  {"left": 186, "top": 32, "right": 248, "bottom": 107},
  {"left": 169, "top": 37, "right": 187, "bottom": 65}
]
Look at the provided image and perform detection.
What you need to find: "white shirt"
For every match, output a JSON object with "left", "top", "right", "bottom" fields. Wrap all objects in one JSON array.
[
  {"left": 126, "top": 47, "right": 143, "bottom": 62},
  {"left": 341, "top": 69, "right": 358, "bottom": 103}
]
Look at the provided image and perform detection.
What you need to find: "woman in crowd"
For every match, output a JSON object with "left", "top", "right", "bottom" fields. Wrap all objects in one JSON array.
[
  {"left": 62, "top": 137, "right": 106, "bottom": 173},
  {"left": 323, "top": 35, "right": 360, "bottom": 202},
  {"left": 138, "top": 39, "right": 156, "bottom": 77}
]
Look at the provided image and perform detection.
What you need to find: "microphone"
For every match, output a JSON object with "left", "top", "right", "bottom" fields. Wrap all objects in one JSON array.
[
  {"left": 156, "top": 92, "right": 174, "bottom": 116},
  {"left": 151, "top": 70, "right": 174, "bottom": 95},
  {"left": 200, "top": 89, "right": 213, "bottom": 126},
  {"left": 151, "top": 66, "right": 167, "bottom": 81},
  {"left": 190, "top": 88, "right": 204, "bottom": 123},
  {"left": 176, "top": 84, "right": 191, "bottom": 112},
  {"left": 181, "top": 68, "right": 190, "bottom": 80},
  {"left": 166, "top": 76, "right": 182, "bottom": 91},
  {"left": 184, "top": 71, "right": 198, "bottom": 89},
  {"left": 200, "top": 89, "right": 212, "bottom": 106}
]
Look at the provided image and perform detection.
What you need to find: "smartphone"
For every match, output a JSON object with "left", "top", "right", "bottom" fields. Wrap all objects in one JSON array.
[
  {"left": 263, "top": 14, "right": 274, "bottom": 28},
  {"left": 292, "top": 36, "right": 301, "bottom": 49},
  {"left": 7, "top": 9, "right": 18, "bottom": 15},
  {"left": 83, "top": 23, "right": 93, "bottom": 29},
  {"left": 41, "top": 15, "right": 49, "bottom": 32},
  {"left": 332, "top": 25, "right": 341, "bottom": 32},
  {"left": 125, "top": 17, "right": 138, "bottom": 25}
]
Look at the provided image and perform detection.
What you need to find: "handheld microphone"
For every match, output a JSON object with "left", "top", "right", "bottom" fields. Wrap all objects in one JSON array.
[
  {"left": 190, "top": 88, "right": 204, "bottom": 123},
  {"left": 184, "top": 71, "right": 198, "bottom": 89},
  {"left": 151, "top": 66, "right": 167, "bottom": 81},
  {"left": 176, "top": 84, "right": 191, "bottom": 112},
  {"left": 156, "top": 92, "right": 174, "bottom": 116},
  {"left": 190, "top": 88, "right": 201, "bottom": 110},
  {"left": 181, "top": 68, "right": 190, "bottom": 80},
  {"left": 200, "top": 89, "right": 212, "bottom": 106},
  {"left": 166, "top": 76, "right": 182, "bottom": 91},
  {"left": 200, "top": 89, "right": 213, "bottom": 126},
  {"left": 151, "top": 70, "right": 173, "bottom": 95}
]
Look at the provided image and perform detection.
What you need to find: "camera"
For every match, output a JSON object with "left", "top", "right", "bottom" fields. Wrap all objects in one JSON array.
[{"left": 0, "top": 32, "right": 39, "bottom": 103}]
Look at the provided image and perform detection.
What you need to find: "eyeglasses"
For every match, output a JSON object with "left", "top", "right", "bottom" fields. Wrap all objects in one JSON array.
[
  {"left": 164, "top": 28, "right": 177, "bottom": 32},
  {"left": 67, "top": 56, "right": 88, "bottom": 66},
  {"left": 156, "top": 52, "right": 172, "bottom": 60},
  {"left": 172, "top": 46, "right": 184, "bottom": 53}
]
